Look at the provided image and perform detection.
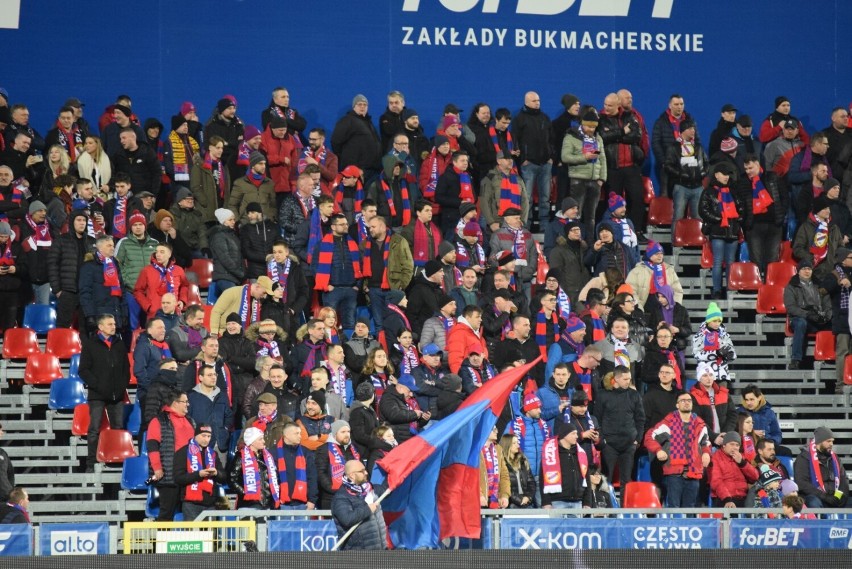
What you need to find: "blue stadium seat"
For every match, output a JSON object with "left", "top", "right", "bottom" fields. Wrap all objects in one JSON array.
[
  {"left": 121, "top": 455, "right": 150, "bottom": 492},
  {"left": 125, "top": 401, "right": 142, "bottom": 436},
  {"left": 206, "top": 281, "right": 219, "bottom": 305},
  {"left": 23, "top": 303, "right": 57, "bottom": 335},
  {"left": 777, "top": 455, "right": 795, "bottom": 479},
  {"left": 48, "top": 377, "right": 87, "bottom": 410},
  {"left": 636, "top": 455, "right": 652, "bottom": 482},
  {"left": 146, "top": 485, "right": 159, "bottom": 518}
]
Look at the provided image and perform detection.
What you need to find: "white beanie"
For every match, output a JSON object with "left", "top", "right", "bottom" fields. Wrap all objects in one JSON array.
[
  {"left": 243, "top": 427, "right": 264, "bottom": 446},
  {"left": 214, "top": 208, "right": 235, "bottom": 225}
]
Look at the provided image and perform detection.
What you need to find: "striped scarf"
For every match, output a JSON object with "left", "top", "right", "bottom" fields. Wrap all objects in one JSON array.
[
  {"left": 371, "top": 372, "right": 390, "bottom": 403},
  {"left": 455, "top": 167, "right": 474, "bottom": 203},
  {"left": 512, "top": 414, "right": 549, "bottom": 442},
  {"left": 55, "top": 122, "right": 83, "bottom": 161},
  {"left": 169, "top": 131, "right": 198, "bottom": 181},
  {"left": 334, "top": 178, "right": 364, "bottom": 214},
  {"left": 483, "top": 442, "right": 500, "bottom": 508},
  {"left": 750, "top": 171, "right": 774, "bottom": 215},
  {"left": 363, "top": 234, "right": 390, "bottom": 289},
  {"left": 185, "top": 438, "right": 215, "bottom": 501},
  {"left": 276, "top": 441, "right": 308, "bottom": 503},
  {"left": 329, "top": 442, "right": 360, "bottom": 490},
  {"left": 809, "top": 213, "right": 830, "bottom": 266},
  {"left": 498, "top": 170, "right": 522, "bottom": 216},
  {"left": 645, "top": 260, "right": 667, "bottom": 295},
  {"left": 536, "top": 310, "right": 559, "bottom": 361},
  {"left": 239, "top": 285, "right": 261, "bottom": 328},
  {"left": 267, "top": 258, "right": 291, "bottom": 303},
  {"left": 381, "top": 177, "right": 411, "bottom": 226},
  {"left": 150, "top": 339, "right": 172, "bottom": 358},
  {"left": 466, "top": 362, "right": 495, "bottom": 389},
  {"left": 456, "top": 240, "right": 485, "bottom": 268},
  {"left": 489, "top": 125, "right": 513, "bottom": 154},
  {"left": 96, "top": 251, "right": 122, "bottom": 297},
  {"left": 241, "top": 446, "right": 280, "bottom": 507},
  {"left": 313, "top": 233, "right": 362, "bottom": 291},
  {"left": 305, "top": 207, "right": 325, "bottom": 265},
  {"left": 573, "top": 361, "right": 593, "bottom": 401},
  {"left": 717, "top": 185, "right": 739, "bottom": 228},
  {"left": 493, "top": 305, "right": 512, "bottom": 340},
  {"left": 151, "top": 256, "right": 176, "bottom": 295}
]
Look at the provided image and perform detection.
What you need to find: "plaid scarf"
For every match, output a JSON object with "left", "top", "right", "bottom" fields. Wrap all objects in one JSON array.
[
  {"left": 96, "top": 251, "right": 122, "bottom": 296},
  {"left": 241, "top": 446, "right": 280, "bottom": 507},
  {"left": 363, "top": 234, "right": 391, "bottom": 289},
  {"left": 836, "top": 265, "right": 850, "bottom": 311},
  {"left": 381, "top": 177, "right": 411, "bottom": 226},
  {"left": 276, "top": 441, "right": 308, "bottom": 503},
  {"left": 536, "top": 310, "right": 559, "bottom": 361},
  {"left": 313, "top": 233, "right": 362, "bottom": 291},
  {"left": 809, "top": 213, "right": 830, "bottom": 266},
  {"left": 185, "top": 438, "right": 215, "bottom": 501},
  {"left": 666, "top": 413, "right": 704, "bottom": 479},
  {"left": 267, "top": 258, "right": 291, "bottom": 303}
]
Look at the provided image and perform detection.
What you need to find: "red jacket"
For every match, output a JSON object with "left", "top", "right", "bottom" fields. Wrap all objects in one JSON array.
[
  {"left": 759, "top": 116, "right": 810, "bottom": 145},
  {"left": 133, "top": 260, "right": 190, "bottom": 318},
  {"left": 709, "top": 448, "right": 759, "bottom": 502},
  {"left": 260, "top": 127, "right": 299, "bottom": 192},
  {"left": 446, "top": 316, "right": 488, "bottom": 373},
  {"left": 644, "top": 412, "right": 711, "bottom": 477}
]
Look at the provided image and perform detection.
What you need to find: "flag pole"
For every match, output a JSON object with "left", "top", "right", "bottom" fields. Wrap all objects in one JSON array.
[{"left": 330, "top": 487, "right": 392, "bottom": 551}]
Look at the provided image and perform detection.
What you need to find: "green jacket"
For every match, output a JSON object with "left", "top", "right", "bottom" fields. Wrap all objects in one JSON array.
[
  {"left": 115, "top": 233, "right": 159, "bottom": 290},
  {"left": 388, "top": 233, "right": 414, "bottom": 290},
  {"left": 190, "top": 162, "right": 231, "bottom": 224},
  {"left": 169, "top": 205, "right": 209, "bottom": 250},
  {"left": 228, "top": 175, "right": 277, "bottom": 225},
  {"left": 561, "top": 130, "right": 607, "bottom": 181}
]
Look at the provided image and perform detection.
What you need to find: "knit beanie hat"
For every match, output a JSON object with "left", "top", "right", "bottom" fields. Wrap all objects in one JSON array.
[
  {"left": 438, "top": 240, "right": 455, "bottom": 259},
  {"left": 565, "top": 315, "right": 585, "bottom": 334},
  {"left": 645, "top": 240, "right": 664, "bottom": 260},
  {"left": 249, "top": 151, "right": 267, "bottom": 168},
  {"left": 705, "top": 302, "right": 723, "bottom": 323},
  {"left": 330, "top": 420, "right": 349, "bottom": 439},
  {"left": 154, "top": 209, "right": 174, "bottom": 228},
  {"left": 758, "top": 464, "right": 782, "bottom": 487},
  {"left": 814, "top": 426, "right": 835, "bottom": 444},
  {"left": 244, "top": 125, "right": 262, "bottom": 141},
  {"left": 774, "top": 96, "right": 790, "bottom": 109},
  {"left": 29, "top": 200, "right": 47, "bottom": 214},
  {"left": 214, "top": 208, "right": 234, "bottom": 225},
  {"left": 170, "top": 114, "right": 187, "bottom": 131},
  {"left": 352, "top": 94, "right": 368, "bottom": 107},
  {"left": 607, "top": 192, "right": 626, "bottom": 213},
  {"left": 561, "top": 93, "right": 580, "bottom": 110},
  {"left": 129, "top": 211, "right": 147, "bottom": 227},
  {"left": 217, "top": 98, "right": 235, "bottom": 113},
  {"left": 243, "top": 427, "right": 264, "bottom": 446},
  {"left": 463, "top": 221, "right": 480, "bottom": 237}
]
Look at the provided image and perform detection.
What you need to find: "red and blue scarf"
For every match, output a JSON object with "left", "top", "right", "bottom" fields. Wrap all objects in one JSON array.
[
  {"left": 483, "top": 442, "right": 500, "bottom": 508},
  {"left": 371, "top": 372, "right": 390, "bottom": 403},
  {"left": 298, "top": 145, "right": 327, "bottom": 173},
  {"left": 808, "top": 438, "right": 841, "bottom": 492},
  {"left": 412, "top": 220, "right": 439, "bottom": 267},
  {"left": 489, "top": 124, "right": 513, "bottom": 154},
  {"left": 645, "top": 260, "right": 667, "bottom": 295},
  {"left": 750, "top": 171, "right": 774, "bottom": 215},
  {"left": 556, "top": 287, "right": 571, "bottom": 322},
  {"left": 241, "top": 445, "right": 280, "bottom": 507},
  {"left": 334, "top": 178, "right": 364, "bottom": 214},
  {"left": 186, "top": 438, "right": 215, "bottom": 501},
  {"left": 96, "top": 251, "right": 122, "bottom": 297},
  {"left": 456, "top": 240, "right": 485, "bottom": 268},
  {"left": 151, "top": 255, "right": 176, "bottom": 295},
  {"left": 438, "top": 315, "right": 455, "bottom": 334},
  {"left": 405, "top": 395, "right": 422, "bottom": 435},
  {"left": 329, "top": 442, "right": 360, "bottom": 490},
  {"left": 395, "top": 342, "right": 419, "bottom": 374},
  {"left": 112, "top": 195, "right": 128, "bottom": 238},
  {"left": 381, "top": 177, "right": 411, "bottom": 226},
  {"left": 536, "top": 310, "right": 559, "bottom": 361},
  {"left": 150, "top": 338, "right": 172, "bottom": 358},
  {"left": 573, "top": 361, "right": 593, "bottom": 401},
  {"left": 276, "top": 441, "right": 308, "bottom": 503},
  {"left": 55, "top": 121, "right": 83, "bottom": 161},
  {"left": 301, "top": 340, "right": 327, "bottom": 377},
  {"left": 314, "top": 233, "right": 362, "bottom": 291},
  {"left": 97, "top": 332, "right": 113, "bottom": 349},
  {"left": 355, "top": 214, "right": 369, "bottom": 244},
  {"left": 0, "top": 237, "right": 14, "bottom": 267},
  {"left": 455, "top": 167, "right": 474, "bottom": 203},
  {"left": 498, "top": 169, "right": 522, "bottom": 216},
  {"left": 363, "top": 234, "right": 391, "bottom": 289},
  {"left": 305, "top": 208, "right": 325, "bottom": 265},
  {"left": 203, "top": 153, "right": 227, "bottom": 200},
  {"left": 493, "top": 305, "right": 513, "bottom": 340},
  {"left": 717, "top": 185, "right": 739, "bottom": 228},
  {"left": 666, "top": 109, "right": 684, "bottom": 143}
]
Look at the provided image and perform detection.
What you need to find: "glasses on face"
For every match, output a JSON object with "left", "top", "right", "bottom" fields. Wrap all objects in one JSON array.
[
  {"left": 177, "top": 399, "right": 189, "bottom": 405},
  {"left": 677, "top": 399, "right": 692, "bottom": 404},
  {"left": 623, "top": 299, "right": 635, "bottom": 304}
]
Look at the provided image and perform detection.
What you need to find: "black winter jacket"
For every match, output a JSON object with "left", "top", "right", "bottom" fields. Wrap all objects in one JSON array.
[
  {"left": 512, "top": 106, "right": 553, "bottom": 165},
  {"left": 240, "top": 220, "right": 279, "bottom": 279},
  {"left": 78, "top": 253, "right": 128, "bottom": 323},
  {"left": 78, "top": 333, "right": 130, "bottom": 402},
  {"left": 48, "top": 230, "right": 95, "bottom": 293},
  {"left": 597, "top": 110, "right": 644, "bottom": 169},
  {"left": 331, "top": 111, "right": 382, "bottom": 172},
  {"left": 699, "top": 181, "right": 750, "bottom": 241},
  {"left": 208, "top": 225, "right": 245, "bottom": 284}
]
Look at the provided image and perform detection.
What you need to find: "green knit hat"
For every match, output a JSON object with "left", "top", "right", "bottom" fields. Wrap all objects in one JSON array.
[{"left": 705, "top": 302, "right": 723, "bottom": 323}]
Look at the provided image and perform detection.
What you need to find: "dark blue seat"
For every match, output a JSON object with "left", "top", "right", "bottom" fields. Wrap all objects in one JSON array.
[
  {"left": 23, "top": 303, "right": 57, "bottom": 335},
  {"left": 48, "top": 377, "right": 86, "bottom": 410}
]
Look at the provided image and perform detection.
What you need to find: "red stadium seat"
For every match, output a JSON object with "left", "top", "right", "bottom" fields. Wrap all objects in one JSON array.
[
  {"left": 756, "top": 285, "right": 786, "bottom": 315},
  {"left": 2, "top": 328, "right": 40, "bottom": 359},
  {"left": 779, "top": 240, "right": 793, "bottom": 263},
  {"left": 187, "top": 283, "right": 203, "bottom": 306},
  {"left": 623, "top": 481, "right": 662, "bottom": 508},
  {"left": 96, "top": 429, "right": 138, "bottom": 464},
  {"left": 643, "top": 176, "right": 656, "bottom": 204},
  {"left": 844, "top": 355, "right": 852, "bottom": 385},
  {"left": 700, "top": 242, "right": 713, "bottom": 269},
  {"left": 188, "top": 258, "right": 214, "bottom": 289},
  {"left": 72, "top": 404, "right": 112, "bottom": 436},
  {"left": 673, "top": 219, "right": 705, "bottom": 248},
  {"left": 45, "top": 328, "right": 82, "bottom": 359},
  {"left": 765, "top": 261, "right": 796, "bottom": 287},
  {"left": 647, "top": 197, "right": 673, "bottom": 226},
  {"left": 128, "top": 353, "right": 137, "bottom": 386},
  {"left": 202, "top": 305, "right": 213, "bottom": 331},
  {"left": 24, "top": 353, "right": 63, "bottom": 385},
  {"left": 129, "top": 328, "right": 143, "bottom": 352},
  {"left": 814, "top": 330, "right": 837, "bottom": 361},
  {"left": 727, "top": 262, "right": 762, "bottom": 291}
]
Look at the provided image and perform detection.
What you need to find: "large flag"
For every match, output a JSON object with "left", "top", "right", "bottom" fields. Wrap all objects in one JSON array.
[{"left": 375, "top": 359, "right": 538, "bottom": 549}]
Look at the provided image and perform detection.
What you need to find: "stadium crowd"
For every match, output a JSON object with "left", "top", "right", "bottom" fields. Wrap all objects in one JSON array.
[{"left": 0, "top": 86, "right": 850, "bottom": 533}]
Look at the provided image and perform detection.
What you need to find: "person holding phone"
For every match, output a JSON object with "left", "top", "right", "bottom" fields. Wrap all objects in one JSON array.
[{"left": 561, "top": 108, "right": 607, "bottom": 241}]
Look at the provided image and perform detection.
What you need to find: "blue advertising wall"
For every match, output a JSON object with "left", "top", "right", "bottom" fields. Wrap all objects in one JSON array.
[{"left": 2, "top": 1, "right": 852, "bottom": 138}]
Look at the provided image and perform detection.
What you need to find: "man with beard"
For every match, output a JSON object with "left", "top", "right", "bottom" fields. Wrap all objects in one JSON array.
[{"left": 298, "top": 128, "right": 338, "bottom": 195}]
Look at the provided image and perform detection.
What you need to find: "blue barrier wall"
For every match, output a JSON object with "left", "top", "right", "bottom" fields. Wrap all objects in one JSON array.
[{"left": 2, "top": 1, "right": 852, "bottom": 136}]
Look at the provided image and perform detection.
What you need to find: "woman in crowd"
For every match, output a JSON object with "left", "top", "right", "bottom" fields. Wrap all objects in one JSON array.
[
  {"left": 75, "top": 135, "right": 112, "bottom": 199},
  {"left": 498, "top": 434, "right": 535, "bottom": 508}
]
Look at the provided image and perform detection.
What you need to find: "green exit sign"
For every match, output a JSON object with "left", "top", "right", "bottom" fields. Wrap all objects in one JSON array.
[{"left": 167, "top": 540, "right": 204, "bottom": 554}]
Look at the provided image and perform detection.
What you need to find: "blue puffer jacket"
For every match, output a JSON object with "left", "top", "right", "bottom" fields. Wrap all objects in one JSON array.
[
  {"left": 519, "top": 415, "right": 548, "bottom": 478},
  {"left": 736, "top": 401, "right": 782, "bottom": 445},
  {"left": 538, "top": 379, "right": 571, "bottom": 428},
  {"left": 186, "top": 385, "right": 233, "bottom": 452}
]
